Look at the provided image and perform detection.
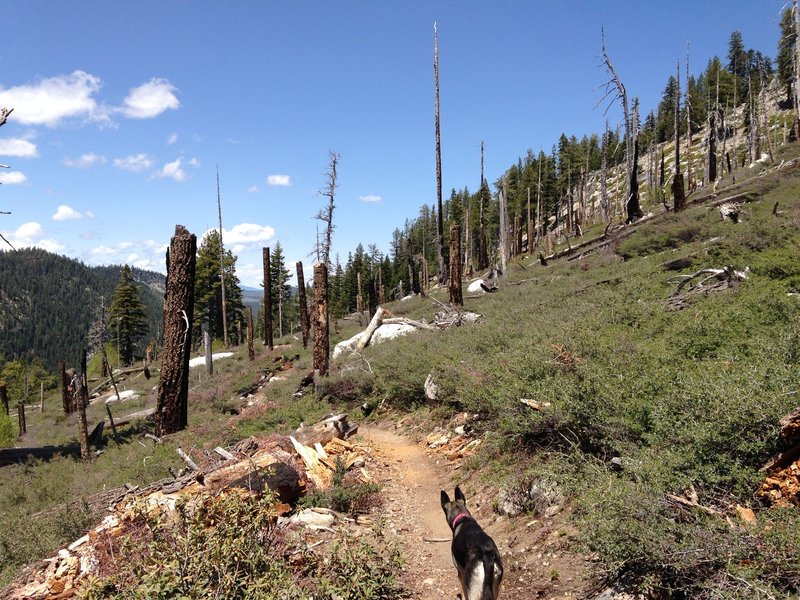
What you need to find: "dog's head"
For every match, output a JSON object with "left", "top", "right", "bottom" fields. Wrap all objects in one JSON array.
[{"left": 441, "top": 485, "right": 471, "bottom": 529}]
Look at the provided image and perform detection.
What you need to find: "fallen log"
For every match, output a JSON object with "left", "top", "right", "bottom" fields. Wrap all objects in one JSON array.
[{"left": 355, "top": 306, "right": 386, "bottom": 351}]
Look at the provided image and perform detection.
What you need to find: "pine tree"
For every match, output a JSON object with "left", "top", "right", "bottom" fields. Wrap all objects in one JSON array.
[
  {"left": 109, "top": 265, "right": 149, "bottom": 366},
  {"left": 270, "top": 243, "right": 294, "bottom": 338},
  {"left": 778, "top": 7, "right": 797, "bottom": 101},
  {"left": 194, "top": 230, "right": 244, "bottom": 343}
]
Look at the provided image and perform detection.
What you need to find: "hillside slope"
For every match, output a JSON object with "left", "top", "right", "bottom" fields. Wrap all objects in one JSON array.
[{"left": 0, "top": 249, "right": 164, "bottom": 371}]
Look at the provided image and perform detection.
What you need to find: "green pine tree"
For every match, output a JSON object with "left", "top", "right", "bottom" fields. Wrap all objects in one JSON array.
[
  {"left": 194, "top": 230, "right": 245, "bottom": 344},
  {"left": 109, "top": 265, "right": 149, "bottom": 366},
  {"left": 778, "top": 7, "right": 796, "bottom": 101}
]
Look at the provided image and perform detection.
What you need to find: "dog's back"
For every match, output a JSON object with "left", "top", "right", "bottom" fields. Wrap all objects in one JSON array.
[{"left": 442, "top": 487, "right": 503, "bottom": 600}]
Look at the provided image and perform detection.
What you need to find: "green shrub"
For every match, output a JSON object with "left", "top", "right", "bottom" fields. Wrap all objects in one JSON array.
[{"left": 0, "top": 412, "right": 13, "bottom": 448}]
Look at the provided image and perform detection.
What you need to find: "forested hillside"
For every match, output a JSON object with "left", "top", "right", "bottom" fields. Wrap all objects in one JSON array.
[{"left": 0, "top": 249, "right": 164, "bottom": 372}]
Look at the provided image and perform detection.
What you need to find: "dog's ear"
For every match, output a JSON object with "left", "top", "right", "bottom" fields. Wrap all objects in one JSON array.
[
  {"left": 455, "top": 485, "right": 466, "bottom": 502},
  {"left": 440, "top": 490, "right": 450, "bottom": 507}
]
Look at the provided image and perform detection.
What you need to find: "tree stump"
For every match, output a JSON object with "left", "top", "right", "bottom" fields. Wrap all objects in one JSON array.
[
  {"left": 312, "top": 262, "right": 329, "bottom": 378},
  {"left": 156, "top": 225, "right": 197, "bottom": 436}
]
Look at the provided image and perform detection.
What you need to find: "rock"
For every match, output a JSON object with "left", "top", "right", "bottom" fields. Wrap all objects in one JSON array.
[
  {"left": 289, "top": 508, "right": 335, "bottom": 530},
  {"left": 467, "top": 279, "right": 485, "bottom": 293}
]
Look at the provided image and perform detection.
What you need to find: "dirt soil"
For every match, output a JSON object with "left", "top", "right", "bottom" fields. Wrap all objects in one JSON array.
[{"left": 360, "top": 425, "right": 592, "bottom": 599}]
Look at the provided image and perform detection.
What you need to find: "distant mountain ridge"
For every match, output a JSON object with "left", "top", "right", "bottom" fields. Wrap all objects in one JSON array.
[{"left": 0, "top": 248, "right": 164, "bottom": 372}]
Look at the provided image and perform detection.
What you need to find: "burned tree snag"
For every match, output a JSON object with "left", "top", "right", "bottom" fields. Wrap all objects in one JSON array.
[
  {"left": 527, "top": 187, "right": 534, "bottom": 255},
  {"left": 708, "top": 111, "right": 717, "bottom": 184},
  {"left": 17, "top": 401, "right": 25, "bottom": 436},
  {"left": 499, "top": 184, "right": 509, "bottom": 275},
  {"left": 673, "top": 62, "right": 686, "bottom": 212},
  {"left": 434, "top": 22, "right": 446, "bottom": 285},
  {"left": 155, "top": 225, "right": 197, "bottom": 437},
  {"left": 263, "top": 247, "right": 273, "bottom": 350},
  {"left": 78, "top": 349, "right": 90, "bottom": 462},
  {"left": 246, "top": 306, "right": 255, "bottom": 361},
  {"left": 0, "top": 382, "right": 7, "bottom": 416},
  {"left": 216, "top": 168, "right": 229, "bottom": 348},
  {"left": 60, "top": 360, "right": 72, "bottom": 415},
  {"left": 296, "top": 261, "right": 310, "bottom": 348},
  {"left": 312, "top": 262, "right": 329, "bottom": 379},
  {"left": 627, "top": 140, "right": 642, "bottom": 223},
  {"left": 449, "top": 224, "right": 463, "bottom": 306}
]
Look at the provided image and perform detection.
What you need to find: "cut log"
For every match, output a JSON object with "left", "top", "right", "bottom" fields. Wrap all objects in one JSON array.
[{"left": 176, "top": 447, "right": 200, "bottom": 471}]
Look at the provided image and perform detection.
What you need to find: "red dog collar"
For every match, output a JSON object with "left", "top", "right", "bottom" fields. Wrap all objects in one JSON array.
[{"left": 451, "top": 512, "right": 470, "bottom": 529}]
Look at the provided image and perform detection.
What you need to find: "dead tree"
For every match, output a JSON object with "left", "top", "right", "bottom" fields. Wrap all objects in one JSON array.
[
  {"left": 316, "top": 151, "right": 339, "bottom": 270},
  {"left": 478, "top": 141, "right": 488, "bottom": 270},
  {"left": 216, "top": 168, "right": 229, "bottom": 347},
  {"left": 17, "top": 401, "right": 25, "bottom": 435},
  {"left": 78, "top": 349, "right": 90, "bottom": 461},
  {"left": 600, "top": 124, "right": 609, "bottom": 221},
  {"left": 527, "top": 187, "right": 534, "bottom": 255},
  {"left": 204, "top": 329, "right": 213, "bottom": 376},
  {"left": 686, "top": 45, "right": 694, "bottom": 192},
  {"left": 312, "top": 262, "right": 329, "bottom": 379},
  {"left": 246, "top": 306, "right": 255, "bottom": 361},
  {"left": 155, "top": 225, "right": 197, "bottom": 436},
  {"left": 60, "top": 360, "right": 73, "bottom": 415},
  {"left": 599, "top": 30, "right": 641, "bottom": 222},
  {"left": 708, "top": 111, "right": 717, "bottom": 183},
  {"left": 0, "top": 382, "right": 7, "bottom": 415},
  {"left": 449, "top": 224, "right": 463, "bottom": 306},
  {"left": 498, "top": 184, "right": 509, "bottom": 275},
  {"left": 434, "top": 22, "right": 446, "bottom": 284},
  {"left": 263, "top": 247, "right": 273, "bottom": 350},
  {"left": 296, "top": 261, "right": 310, "bottom": 348},
  {"left": 673, "top": 62, "right": 686, "bottom": 212}
]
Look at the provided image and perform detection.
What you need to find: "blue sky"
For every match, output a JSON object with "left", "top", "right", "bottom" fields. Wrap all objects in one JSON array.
[{"left": 0, "top": 1, "right": 787, "bottom": 287}]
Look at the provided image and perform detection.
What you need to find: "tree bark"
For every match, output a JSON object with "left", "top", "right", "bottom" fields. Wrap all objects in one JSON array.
[
  {"left": 434, "top": 22, "right": 446, "bottom": 284},
  {"left": 499, "top": 184, "right": 508, "bottom": 275},
  {"left": 246, "top": 306, "right": 255, "bottom": 361},
  {"left": 78, "top": 349, "right": 90, "bottom": 462},
  {"left": 312, "top": 262, "right": 329, "bottom": 378},
  {"left": 673, "top": 62, "right": 686, "bottom": 212},
  {"left": 0, "top": 382, "right": 7, "bottom": 416},
  {"left": 59, "top": 360, "right": 73, "bottom": 415},
  {"left": 263, "top": 247, "right": 273, "bottom": 350},
  {"left": 204, "top": 329, "right": 213, "bottom": 376},
  {"left": 17, "top": 401, "right": 25, "bottom": 435},
  {"left": 627, "top": 139, "right": 642, "bottom": 223},
  {"left": 296, "top": 261, "right": 310, "bottom": 348},
  {"left": 156, "top": 225, "right": 197, "bottom": 436},
  {"left": 449, "top": 224, "right": 463, "bottom": 306},
  {"left": 527, "top": 187, "right": 533, "bottom": 254}
]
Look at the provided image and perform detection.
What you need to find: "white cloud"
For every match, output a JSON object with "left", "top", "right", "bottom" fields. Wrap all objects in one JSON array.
[
  {"left": 359, "top": 194, "right": 382, "bottom": 203},
  {"left": 64, "top": 152, "right": 106, "bottom": 168},
  {"left": 119, "top": 78, "right": 180, "bottom": 119},
  {"left": 167, "top": 132, "right": 178, "bottom": 145},
  {"left": 267, "top": 174, "right": 291, "bottom": 187},
  {"left": 52, "top": 204, "right": 83, "bottom": 221},
  {"left": 85, "top": 210, "right": 95, "bottom": 219},
  {"left": 0, "top": 171, "right": 26, "bottom": 184},
  {"left": 113, "top": 153, "right": 153, "bottom": 172},
  {"left": 247, "top": 185, "right": 261, "bottom": 193},
  {"left": 0, "top": 138, "right": 37, "bottom": 158},
  {"left": 157, "top": 158, "right": 187, "bottom": 182},
  {"left": 203, "top": 223, "right": 275, "bottom": 252},
  {"left": 187, "top": 157, "right": 200, "bottom": 167},
  {"left": 90, "top": 245, "right": 117, "bottom": 256},
  {"left": 0, "top": 71, "right": 105, "bottom": 127},
  {"left": 1, "top": 221, "right": 64, "bottom": 252}
]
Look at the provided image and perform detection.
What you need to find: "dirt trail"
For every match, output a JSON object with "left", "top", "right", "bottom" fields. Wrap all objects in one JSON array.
[{"left": 361, "top": 426, "right": 458, "bottom": 598}]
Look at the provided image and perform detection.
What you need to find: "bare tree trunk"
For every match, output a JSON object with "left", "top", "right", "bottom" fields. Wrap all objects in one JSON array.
[
  {"left": 449, "top": 224, "right": 463, "bottom": 306},
  {"left": 40, "top": 381, "right": 44, "bottom": 413},
  {"left": 478, "top": 141, "right": 487, "bottom": 270},
  {"left": 312, "top": 262, "right": 329, "bottom": 379},
  {"left": 378, "top": 268, "right": 385, "bottom": 305},
  {"left": 526, "top": 187, "right": 533, "bottom": 254},
  {"left": 263, "top": 247, "right": 273, "bottom": 350},
  {"left": 246, "top": 306, "right": 255, "bottom": 361},
  {"left": 686, "top": 46, "right": 694, "bottom": 192},
  {"left": 601, "top": 125, "right": 609, "bottom": 221},
  {"left": 464, "top": 198, "right": 472, "bottom": 273},
  {"left": 0, "top": 382, "right": 7, "bottom": 416},
  {"left": 418, "top": 269, "right": 426, "bottom": 298},
  {"left": 434, "top": 22, "right": 446, "bottom": 284},
  {"left": 296, "top": 261, "right": 310, "bottom": 348},
  {"left": 60, "top": 360, "right": 71, "bottom": 415},
  {"left": 629, "top": 139, "right": 642, "bottom": 222},
  {"left": 204, "top": 329, "right": 213, "bottom": 377},
  {"left": 17, "top": 402, "right": 25, "bottom": 435},
  {"left": 708, "top": 112, "right": 718, "bottom": 182},
  {"left": 78, "top": 349, "right": 90, "bottom": 461},
  {"left": 600, "top": 30, "right": 638, "bottom": 220},
  {"left": 216, "top": 168, "right": 229, "bottom": 348},
  {"left": 357, "top": 271, "right": 365, "bottom": 322},
  {"left": 499, "top": 184, "right": 509, "bottom": 274},
  {"left": 316, "top": 152, "right": 339, "bottom": 269},
  {"left": 673, "top": 62, "right": 686, "bottom": 212},
  {"left": 156, "top": 225, "right": 197, "bottom": 437}
]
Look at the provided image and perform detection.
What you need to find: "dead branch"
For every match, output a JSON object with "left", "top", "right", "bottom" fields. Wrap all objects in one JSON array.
[{"left": 668, "top": 266, "right": 749, "bottom": 296}]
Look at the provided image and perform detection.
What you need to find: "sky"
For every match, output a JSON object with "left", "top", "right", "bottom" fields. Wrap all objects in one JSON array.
[{"left": 0, "top": 1, "right": 788, "bottom": 287}]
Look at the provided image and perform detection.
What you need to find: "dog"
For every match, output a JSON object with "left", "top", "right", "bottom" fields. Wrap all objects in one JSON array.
[{"left": 441, "top": 486, "right": 503, "bottom": 600}]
